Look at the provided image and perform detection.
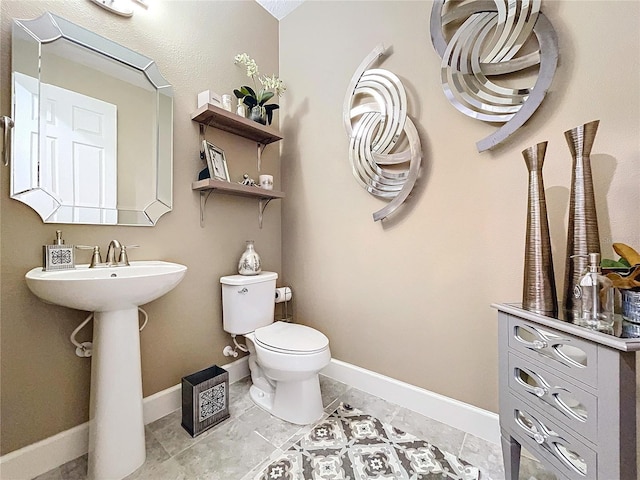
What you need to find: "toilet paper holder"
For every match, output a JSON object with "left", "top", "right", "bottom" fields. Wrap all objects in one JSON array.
[{"left": 275, "top": 286, "right": 293, "bottom": 322}]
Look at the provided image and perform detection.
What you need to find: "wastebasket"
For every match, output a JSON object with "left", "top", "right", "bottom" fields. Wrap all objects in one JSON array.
[{"left": 181, "top": 364, "right": 230, "bottom": 437}]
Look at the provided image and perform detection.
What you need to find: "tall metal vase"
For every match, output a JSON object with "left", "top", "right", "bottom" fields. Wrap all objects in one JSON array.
[
  {"left": 563, "top": 120, "right": 601, "bottom": 314},
  {"left": 522, "top": 142, "right": 557, "bottom": 315}
]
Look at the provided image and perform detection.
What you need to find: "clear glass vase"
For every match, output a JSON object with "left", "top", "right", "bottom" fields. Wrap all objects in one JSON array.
[{"left": 238, "top": 240, "right": 261, "bottom": 275}]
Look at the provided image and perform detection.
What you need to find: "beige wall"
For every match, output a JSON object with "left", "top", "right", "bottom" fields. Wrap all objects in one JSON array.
[
  {"left": 279, "top": 0, "right": 639, "bottom": 413},
  {"left": 1, "top": 0, "right": 639, "bottom": 462},
  {"left": 0, "top": 0, "right": 281, "bottom": 454}
]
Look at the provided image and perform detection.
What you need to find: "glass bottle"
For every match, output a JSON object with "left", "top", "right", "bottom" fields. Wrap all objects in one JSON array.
[
  {"left": 238, "top": 240, "right": 261, "bottom": 275},
  {"left": 574, "top": 253, "right": 614, "bottom": 329}
]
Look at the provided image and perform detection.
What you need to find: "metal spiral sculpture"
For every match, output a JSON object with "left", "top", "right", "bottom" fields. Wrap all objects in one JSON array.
[
  {"left": 430, "top": 0, "right": 558, "bottom": 152},
  {"left": 343, "top": 45, "right": 422, "bottom": 222}
]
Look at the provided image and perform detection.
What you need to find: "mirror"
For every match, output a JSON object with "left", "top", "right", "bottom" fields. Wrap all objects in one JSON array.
[{"left": 11, "top": 12, "right": 173, "bottom": 226}]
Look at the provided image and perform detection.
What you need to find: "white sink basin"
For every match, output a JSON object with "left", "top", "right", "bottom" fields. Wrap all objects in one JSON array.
[
  {"left": 25, "top": 260, "right": 187, "bottom": 312},
  {"left": 25, "top": 260, "right": 187, "bottom": 479}
]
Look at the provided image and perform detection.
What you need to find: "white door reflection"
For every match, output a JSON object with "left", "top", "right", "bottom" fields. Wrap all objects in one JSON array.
[{"left": 13, "top": 72, "right": 117, "bottom": 224}]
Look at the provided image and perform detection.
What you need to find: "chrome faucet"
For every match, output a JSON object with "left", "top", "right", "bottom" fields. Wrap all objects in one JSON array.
[
  {"left": 105, "top": 239, "right": 122, "bottom": 266},
  {"left": 76, "top": 240, "right": 138, "bottom": 268}
]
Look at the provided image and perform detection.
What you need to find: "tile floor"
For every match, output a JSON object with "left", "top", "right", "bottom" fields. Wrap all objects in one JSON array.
[{"left": 34, "top": 375, "right": 555, "bottom": 480}]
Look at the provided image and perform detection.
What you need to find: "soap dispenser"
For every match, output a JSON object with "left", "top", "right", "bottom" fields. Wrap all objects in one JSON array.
[
  {"left": 574, "top": 253, "right": 614, "bottom": 329},
  {"left": 43, "top": 230, "right": 75, "bottom": 271}
]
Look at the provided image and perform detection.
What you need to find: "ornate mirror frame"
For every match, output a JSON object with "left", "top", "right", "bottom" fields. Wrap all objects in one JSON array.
[{"left": 11, "top": 12, "right": 173, "bottom": 225}]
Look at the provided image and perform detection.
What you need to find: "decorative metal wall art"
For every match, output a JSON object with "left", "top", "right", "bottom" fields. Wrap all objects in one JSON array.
[
  {"left": 430, "top": 0, "right": 558, "bottom": 152},
  {"left": 522, "top": 142, "right": 557, "bottom": 315},
  {"left": 343, "top": 44, "right": 422, "bottom": 222},
  {"left": 563, "top": 120, "right": 601, "bottom": 315}
]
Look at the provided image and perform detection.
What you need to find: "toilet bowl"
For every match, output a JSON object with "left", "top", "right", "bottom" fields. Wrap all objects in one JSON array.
[
  {"left": 220, "top": 272, "right": 331, "bottom": 425},
  {"left": 245, "top": 322, "right": 330, "bottom": 424}
]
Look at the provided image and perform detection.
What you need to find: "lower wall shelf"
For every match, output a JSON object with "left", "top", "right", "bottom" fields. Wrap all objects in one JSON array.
[{"left": 192, "top": 179, "right": 285, "bottom": 228}]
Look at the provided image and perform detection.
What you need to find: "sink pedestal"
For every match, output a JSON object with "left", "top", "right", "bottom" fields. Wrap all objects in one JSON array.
[
  {"left": 24, "top": 261, "right": 188, "bottom": 479},
  {"left": 88, "top": 308, "right": 145, "bottom": 480}
]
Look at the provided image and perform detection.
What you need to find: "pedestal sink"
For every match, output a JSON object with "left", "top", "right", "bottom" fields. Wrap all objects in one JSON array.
[{"left": 25, "top": 261, "right": 187, "bottom": 480}]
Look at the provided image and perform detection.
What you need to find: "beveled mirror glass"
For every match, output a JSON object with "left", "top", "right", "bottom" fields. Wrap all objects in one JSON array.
[{"left": 11, "top": 12, "right": 173, "bottom": 226}]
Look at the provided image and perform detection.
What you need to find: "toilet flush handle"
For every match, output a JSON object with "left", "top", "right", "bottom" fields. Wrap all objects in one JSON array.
[{"left": 238, "top": 287, "right": 248, "bottom": 294}]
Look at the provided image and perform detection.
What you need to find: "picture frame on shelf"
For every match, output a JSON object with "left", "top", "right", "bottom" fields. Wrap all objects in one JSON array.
[{"left": 203, "top": 140, "right": 229, "bottom": 181}]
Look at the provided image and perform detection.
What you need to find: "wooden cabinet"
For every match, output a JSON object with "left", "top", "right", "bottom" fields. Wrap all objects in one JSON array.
[
  {"left": 493, "top": 303, "right": 639, "bottom": 480},
  {"left": 191, "top": 104, "right": 284, "bottom": 227}
]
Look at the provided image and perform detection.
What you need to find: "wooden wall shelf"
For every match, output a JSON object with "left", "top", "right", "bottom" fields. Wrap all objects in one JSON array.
[
  {"left": 191, "top": 105, "right": 284, "bottom": 228},
  {"left": 192, "top": 179, "right": 285, "bottom": 228},
  {"left": 192, "top": 179, "right": 285, "bottom": 199},
  {"left": 191, "top": 103, "right": 282, "bottom": 145}
]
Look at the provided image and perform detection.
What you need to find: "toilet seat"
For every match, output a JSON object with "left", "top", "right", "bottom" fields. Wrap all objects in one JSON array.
[{"left": 254, "top": 322, "right": 329, "bottom": 355}]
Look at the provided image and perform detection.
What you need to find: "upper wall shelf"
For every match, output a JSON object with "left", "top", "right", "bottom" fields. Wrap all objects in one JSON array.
[{"left": 191, "top": 103, "right": 283, "bottom": 145}]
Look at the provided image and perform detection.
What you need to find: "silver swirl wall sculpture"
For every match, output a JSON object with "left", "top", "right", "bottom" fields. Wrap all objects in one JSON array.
[
  {"left": 343, "top": 44, "right": 422, "bottom": 222},
  {"left": 430, "top": 0, "right": 558, "bottom": 152}
]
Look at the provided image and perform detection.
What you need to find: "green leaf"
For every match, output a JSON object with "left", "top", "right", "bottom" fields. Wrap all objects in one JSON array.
[
  {"left": 233, "top": 89, "right": 244, "bottom": 99},
  {"left": 258, "top": 91, "right": 274, "bottom": 105},
  {"left": 602, "top": 258, "right": 625, "bottom": 268},
  {"left": 264, "top": 104, "right": 279, "bottom": 124},
  {"left": 242, "top": 96, "right": 257, "bottom": 108},
  {"left": 241, "top": 86, "right": 256, "bottom": 98},
  {"left": 620, "top": 257, "right": 632, "bottom": 267}
]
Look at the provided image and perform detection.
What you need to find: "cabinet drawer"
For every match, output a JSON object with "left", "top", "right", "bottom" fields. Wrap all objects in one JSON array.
[
  {"left": 507, "top": 316, "right": 598, "bottom": 388},
  {"left": 507, "top": 352, "right": 597, "bottom": 442},
  {"left": 502, "top": 393, "right": 596, "bottom": 480}
]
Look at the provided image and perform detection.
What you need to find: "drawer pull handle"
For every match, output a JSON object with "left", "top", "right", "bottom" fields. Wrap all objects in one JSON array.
[
  {"left": 533, "top": 386, "right": 547, "bottom": 397},
  {"left": 533, "top": 432, "right": 547, "bottom": 445},
  {"left": 532, "top": 340, "right": 547, "bottom": 349}
]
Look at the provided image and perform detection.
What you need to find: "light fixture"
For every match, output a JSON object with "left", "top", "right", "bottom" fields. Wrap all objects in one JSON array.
[{"left": 87, "top": 0, "right": 148, "bottom": 17}]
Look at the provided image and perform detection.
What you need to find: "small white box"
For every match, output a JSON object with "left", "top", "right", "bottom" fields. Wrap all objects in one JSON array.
[{"left": 198, "top": 90, "right": 222, "bottom": 109}]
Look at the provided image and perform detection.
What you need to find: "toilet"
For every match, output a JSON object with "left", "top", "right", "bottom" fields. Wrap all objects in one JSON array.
[{"left": 220, "top": 272, "right": 331, "bottom": 425}]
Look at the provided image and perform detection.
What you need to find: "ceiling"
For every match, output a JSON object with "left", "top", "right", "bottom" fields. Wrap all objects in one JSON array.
[{"left": 255, "top": 0, "right": 305, "bottom": 20}]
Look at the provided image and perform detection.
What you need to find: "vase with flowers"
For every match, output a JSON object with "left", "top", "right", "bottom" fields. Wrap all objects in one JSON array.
[{"left": 234, "top": 53, "right": 286, "bottom": 125}]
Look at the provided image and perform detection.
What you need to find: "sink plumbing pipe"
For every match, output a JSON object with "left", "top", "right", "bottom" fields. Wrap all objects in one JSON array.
[
  {"left": 223, "top": 334, "right": 248, "bottom": 357},
  {"left": 70, "top": 307, "right": 150, "bottom": 358}
]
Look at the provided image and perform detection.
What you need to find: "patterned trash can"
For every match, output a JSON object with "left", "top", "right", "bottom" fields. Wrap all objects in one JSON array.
[{"left": 181, "top": 365, "right": 230, "bottom": 437}]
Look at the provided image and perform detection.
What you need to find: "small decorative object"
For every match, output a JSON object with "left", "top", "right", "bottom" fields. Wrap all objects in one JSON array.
[
  {"left": 344, "top": 44, "right": 422, "bottom": 222},
  {"left": 181, "top": 365, "right": 230, "bottom": 437},
  {"left": 233, "top": 53, "right": 286, "bottom": 125},
  {"left": 197, "top": 167, "right": 210, "bottom": 180},
  {"left": 202, "top": 140, "right": 229, "bottom": 181},
  {"left": 621, "top": 290, "right": 640, "bottom": 324},
  {"left": 239, "top": 174, "right": 257, "bottom": 187},
  {"left": 562, "top": 120, "right": 601, "bottom": 315},
  {"left": 603, "top": 242, "right": 640, "bottom": 323},
  {"left": 236, "top": 102, "right": 247, "bottom": 117},
  {"left": 238, "top": 240, "right": 261, "bottom": 275},
  {"left": 574, "top": 253, "right": 614, "bottom": 329},
  {"left": 522, "top": 142, "right": 557, "bottom": 315},
  {"left": 197, "top": 89, "right": 221, "bottom": 109},
  {"left": 221, "top": 94, "right": 232, "bottom": 112},
  {"left": 259, "top": 174, "right": 273, "bottom": 190},
  {"left": 430, "top": 0, "right": 558, "bottom": 152}
]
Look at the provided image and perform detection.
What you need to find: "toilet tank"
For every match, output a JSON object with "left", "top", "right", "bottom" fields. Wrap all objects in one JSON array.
[{"left": 220, "top": 272, "right": 278, "bottom": 335}]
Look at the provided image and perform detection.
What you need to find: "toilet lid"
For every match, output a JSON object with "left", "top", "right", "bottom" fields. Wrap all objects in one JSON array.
[{"left": 254, "top": 322, "right": 329, "bottom": 354}]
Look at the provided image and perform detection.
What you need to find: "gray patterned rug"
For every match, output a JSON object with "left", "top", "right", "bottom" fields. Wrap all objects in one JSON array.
[{"left": 255, "top": 403, "right": 481, "bottom": 480}]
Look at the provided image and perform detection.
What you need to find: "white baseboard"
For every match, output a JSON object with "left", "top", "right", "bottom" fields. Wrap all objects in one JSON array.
[
  {"left": 1, "top": 356, "right": 499, "bottom": 479},
  {"left": 322, "top": 359, "right": 500, "bottom": 445},
  {"left": 0, "top": 357, "right": 250, "bottom": 480}
]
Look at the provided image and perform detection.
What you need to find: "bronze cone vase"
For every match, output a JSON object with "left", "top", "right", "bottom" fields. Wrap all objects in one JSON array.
[
  {"left": 522, "top": 142, "right": 557, "bottom": 315},
  {"left": 563, "top": 120, "right": 601, "bottom": 314}
]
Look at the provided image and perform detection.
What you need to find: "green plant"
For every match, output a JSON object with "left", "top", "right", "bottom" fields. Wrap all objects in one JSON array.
[{"left": 234, "top": 53, "right": 286, "bottom": 125}]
